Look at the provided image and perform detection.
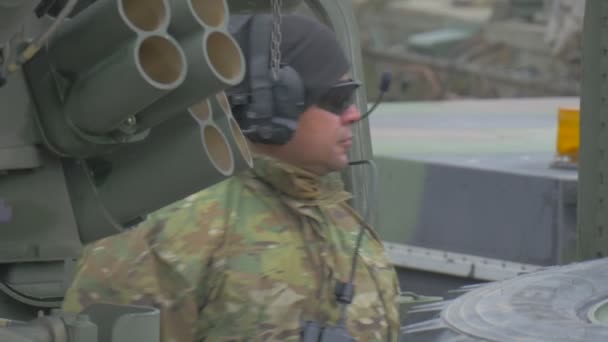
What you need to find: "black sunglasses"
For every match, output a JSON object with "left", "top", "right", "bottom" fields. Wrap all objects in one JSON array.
[{"left": 316, "top": 79, "right": 361, "bottom": 115}]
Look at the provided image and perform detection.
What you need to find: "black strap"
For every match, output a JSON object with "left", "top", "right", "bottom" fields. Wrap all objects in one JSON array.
[{"left": 247, "top": 15, "right": 275, "bottom": 117}]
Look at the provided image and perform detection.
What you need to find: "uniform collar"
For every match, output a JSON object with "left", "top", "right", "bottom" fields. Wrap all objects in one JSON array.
[{"left": 249, "top": 154, "right": 352, "bottom": 205}]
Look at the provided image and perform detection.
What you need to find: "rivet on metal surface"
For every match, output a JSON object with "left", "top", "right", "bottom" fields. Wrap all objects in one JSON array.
[{"left": 125, "top": 116, "right": 136, "bottom": 126}]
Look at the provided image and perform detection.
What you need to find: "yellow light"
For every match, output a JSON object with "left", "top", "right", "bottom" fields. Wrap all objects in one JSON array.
[{"left": 556, "top": 107, "right": 580, "bottom": 163}]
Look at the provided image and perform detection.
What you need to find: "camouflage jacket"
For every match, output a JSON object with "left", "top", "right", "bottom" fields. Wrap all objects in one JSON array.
[{"left": 62, "top": 155, "right": 401, "bottom": 341}]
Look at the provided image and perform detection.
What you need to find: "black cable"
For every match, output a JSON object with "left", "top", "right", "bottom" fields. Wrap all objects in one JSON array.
[
  {"left": 335, "top": 159, "right": 379, "bottom": 326},
  {"left": 359, "top": 91, "right": 385, "bottom": 121},
  {"left": 336, "top": 220, "right": 366, "bottom": 326},
  {"left": 359, "top": 71, "right": 392, "bottom": 121},
  {"left": 302, "top": 69, "right": 387, "bottom": 337}
]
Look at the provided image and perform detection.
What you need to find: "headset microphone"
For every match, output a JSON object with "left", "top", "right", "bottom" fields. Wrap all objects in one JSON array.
[{"left": 359, "top": 71, "right": 392, "bottom": 121}]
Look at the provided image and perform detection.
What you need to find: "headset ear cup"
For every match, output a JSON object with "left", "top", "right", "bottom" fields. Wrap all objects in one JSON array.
[
  {"left": 274, "top": 65, "right": 306, "bottom": 120},
  {"left": 247, "top": 65, "right": 305, "bottom": 145},
  {"left": 235, "top": 14, "right": 308, "bottom": 145}
]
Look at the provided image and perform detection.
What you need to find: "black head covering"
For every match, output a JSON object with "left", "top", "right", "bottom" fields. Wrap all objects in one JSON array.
[{"left": 228, "top": 14, "right": 350, "bottom": 110}]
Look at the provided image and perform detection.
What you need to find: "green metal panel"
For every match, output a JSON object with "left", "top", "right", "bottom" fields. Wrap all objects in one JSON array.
[
  {"left": 0, "top": 292, "right": 39, "bottom": 322},
  {"left": 374, "top": 156, "right": 426, "bottom": 244},
  {"left": 577, "top": 0, "right": 608, "bottom": 260},
  {"left": 82, "top": 304, "right": 160, "bottom": 342},
  {"left": 0, "top": 71, "right": 41, "bottom": 170},
  {"left": 48, "top": 0, "right": 165, "bottom": 74},
  {"left": 0, "top": 151, "right": 82, "bottom": 263}
]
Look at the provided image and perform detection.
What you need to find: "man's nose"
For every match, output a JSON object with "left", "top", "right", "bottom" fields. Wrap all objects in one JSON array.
[{"left": 340, "top": 104, "right": 361, "bottom": 125}]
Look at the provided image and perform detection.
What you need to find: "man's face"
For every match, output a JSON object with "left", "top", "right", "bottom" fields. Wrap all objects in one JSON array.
[{"left": 271, "top": 77, "right": 362, "bottom": 175}]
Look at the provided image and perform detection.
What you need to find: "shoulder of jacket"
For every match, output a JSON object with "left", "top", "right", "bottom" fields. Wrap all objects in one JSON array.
[
  {"left": 161, "top": 175, "right": 249, "bottom": 211},
  {"left": 146, "top": 173, "right": 279, "bottom": 230}
]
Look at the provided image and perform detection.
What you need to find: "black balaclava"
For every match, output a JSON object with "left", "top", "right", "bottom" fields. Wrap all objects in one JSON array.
[{"left": 228, "top": 13, "right": 350, "bottom": 112}]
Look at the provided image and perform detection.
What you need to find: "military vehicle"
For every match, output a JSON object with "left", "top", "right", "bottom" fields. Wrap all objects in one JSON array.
[
  {"left": 0, "top": 0, "right": 377, "bottom": 340},
  {"left": 0, "top": 0, "right": 607, "bottom": 341}
]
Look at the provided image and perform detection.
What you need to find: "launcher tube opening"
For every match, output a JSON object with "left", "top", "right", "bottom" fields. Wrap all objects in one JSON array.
[
  {"left": 205, "top": 30, "right": 244, "bottom": 84},
  {"left": 191, "top": 0, "right": 227, "bottom": 28},
  {"left": 122, "top": 0, "right": 168, "bottom": 32},
  {"left": 189, "top": 99, "right": 212, "bottom": 123},
  {"left": 215, "top": 92, "right": 252, "bottom": 167},
  {"left": 202, "top": 123, "right": 233, "bottom": 176},
  {"left": 138, "top": 35, "right": 185, "bottom": 87}
]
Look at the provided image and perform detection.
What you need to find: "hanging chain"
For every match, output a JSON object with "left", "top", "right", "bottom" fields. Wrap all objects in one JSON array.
[{"left": 270, "top": 0, "right": 283, "bottom": 80}]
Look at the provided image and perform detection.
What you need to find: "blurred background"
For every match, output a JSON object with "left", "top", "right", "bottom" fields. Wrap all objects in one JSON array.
[
  {"left": 354, "top": 0, "right": 582, "bottom": 102},
  {"left": 345, "top": 0, "right": 585, "bottom": 297}
]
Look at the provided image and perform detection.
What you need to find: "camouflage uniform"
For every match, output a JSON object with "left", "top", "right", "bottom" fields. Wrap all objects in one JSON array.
[{"left": 62, "top": 155, "right": 400, "bottom": 341}]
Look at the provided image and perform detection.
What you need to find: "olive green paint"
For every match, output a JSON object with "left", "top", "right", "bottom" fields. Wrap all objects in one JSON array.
[
  {"left": 68, "top": 37, "right": 183, "bottom": 135},
  {"left": 374, "top": 156, "right": 427, "bottom": 244},
  {"left": 0, "top": 71, "right": 41, "bottom": 170},
  {"left": 48, "top": 0, "right": 160, "bottom": 74},
  {"left": 577, "top": 0, "right": 608, "bottom": 260},
  {"left": 135, "top": 30, "right": 245, "bottom": 132}
]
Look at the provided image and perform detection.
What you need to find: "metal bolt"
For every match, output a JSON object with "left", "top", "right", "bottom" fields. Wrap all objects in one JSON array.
[{"left": 124, "top": 116, "right": 136, "bottom": 126}]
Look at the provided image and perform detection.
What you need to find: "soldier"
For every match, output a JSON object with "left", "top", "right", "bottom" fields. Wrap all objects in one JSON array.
[{"left": 62, "top": 13, "right": 401, "bottom": 342}]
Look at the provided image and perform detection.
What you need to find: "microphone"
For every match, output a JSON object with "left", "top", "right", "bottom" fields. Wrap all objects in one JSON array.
[{"left": 359, "top": 71, "right": 392, "bottom": 121}]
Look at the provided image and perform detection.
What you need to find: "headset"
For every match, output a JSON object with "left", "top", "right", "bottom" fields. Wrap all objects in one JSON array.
[{"left": 228, "top": 14, "right": 306, "bottom": 145}]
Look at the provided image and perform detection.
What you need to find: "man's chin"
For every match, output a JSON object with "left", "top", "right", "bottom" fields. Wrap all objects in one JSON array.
[{"left": 332, "top": 155, "right": 350, "bottom": 171}]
